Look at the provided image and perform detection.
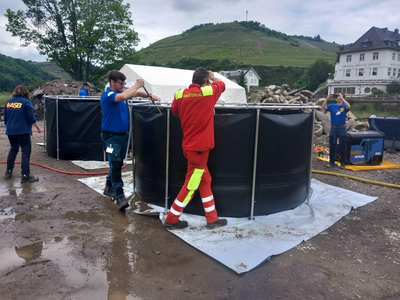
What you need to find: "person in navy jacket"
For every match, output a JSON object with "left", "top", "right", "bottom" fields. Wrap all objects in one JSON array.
[
  {"left": 4, "top": 85, "right": 43, "bottom": 183},
  {"left": 78, "top": 82, "right": 90, "bottom": 97}
]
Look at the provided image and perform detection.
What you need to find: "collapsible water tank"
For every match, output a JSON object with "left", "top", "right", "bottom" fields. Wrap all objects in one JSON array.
[
  {"left": 44, "top": 96, "right": 105, "bottom": 161},
  {"left": 130, "top": 103, "right": 315, "bottom": 218}
]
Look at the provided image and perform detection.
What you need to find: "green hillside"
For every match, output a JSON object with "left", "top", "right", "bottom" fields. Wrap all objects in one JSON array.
[
  {"left": 138, "top": 22, "right": 337, "bottom": 68},
  {"left": 0, "top": 54, "right": 56, "bottom": 92},
  {"left": 35, "top": 61, "right": 74, "bottom": 81},
  {"left": 292, "top": 38, "right": 341, "bottom": 53}
]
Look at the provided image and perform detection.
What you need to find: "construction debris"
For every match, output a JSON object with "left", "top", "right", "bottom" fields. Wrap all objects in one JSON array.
[
  {"left": 31, "top": 80, "right": 103, "bottom": 120},
  {"left": 248, "top": 84, "right": 369, "bottom": 140}
]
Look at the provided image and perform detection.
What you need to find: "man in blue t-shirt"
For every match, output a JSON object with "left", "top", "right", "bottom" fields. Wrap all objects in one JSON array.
[
  {"left": 322, "top": 93, "right": 351, "bottom": 168},
  {"left": 101, "top": 70, "right": 158, "bottom": 211},
  {"left": 78, "top": 82, "right": 90, "bottom": 97}
]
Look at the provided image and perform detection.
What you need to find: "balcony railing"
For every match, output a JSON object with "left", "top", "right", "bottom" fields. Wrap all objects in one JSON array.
[{"left": 327, "top": 79, "right": 400, "bottom": 84}]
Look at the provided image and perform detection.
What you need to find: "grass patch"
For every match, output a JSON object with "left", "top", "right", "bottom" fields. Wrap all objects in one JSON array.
[
  {"left": 351, "top": 104, "right": 400, "bottom": 118},
  {"left": 0, "top": 92, "right": 12, "bottom": 107}
]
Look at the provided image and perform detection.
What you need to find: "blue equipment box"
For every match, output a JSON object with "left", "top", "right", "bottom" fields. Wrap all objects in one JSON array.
[
  {"left": 346, "top": 131, "right": 385, "bottom": 165},
  {"left": 368, "top": 116, "right": 400, "bottom": 153}
]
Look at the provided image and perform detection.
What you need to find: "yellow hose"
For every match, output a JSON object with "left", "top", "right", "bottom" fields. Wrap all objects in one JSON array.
[{"left": 312, "top": 169, "right": 400, "bottom": 189}]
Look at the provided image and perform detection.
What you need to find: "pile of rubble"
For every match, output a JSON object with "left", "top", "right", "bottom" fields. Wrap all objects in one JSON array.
[
  {"left": 31, "top": 80, "right": 103, "bottom": 120},
  {"left": 248, "top": 84, "right": 369, "bottom": 141}
]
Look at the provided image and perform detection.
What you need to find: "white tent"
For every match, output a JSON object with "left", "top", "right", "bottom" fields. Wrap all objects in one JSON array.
[{"left": 118, "top": 64, "right": 247, "bottom": 104}]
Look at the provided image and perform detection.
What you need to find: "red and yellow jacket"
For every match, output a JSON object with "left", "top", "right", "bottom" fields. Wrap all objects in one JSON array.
[{"left": 171, "top": 81, "right": 225, "bottom": 151}]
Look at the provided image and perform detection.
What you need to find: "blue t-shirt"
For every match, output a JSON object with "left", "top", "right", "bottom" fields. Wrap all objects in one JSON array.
[
  {"left": 4, "top": 95, "right": 37, "bottom": 135},
  {"left": 327, "top": 103, "right": 348, "bottom": 126},
  {"left": 101, "top": 87, "right": 129, "bottom": 133},
  {"left": 78, "top": 88, "right": 89, "bottom": 97}
]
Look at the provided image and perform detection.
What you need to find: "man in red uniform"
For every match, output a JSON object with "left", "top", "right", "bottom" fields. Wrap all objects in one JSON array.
[{"left": 164, "top": 67, "right": 228, "bottom": 230}]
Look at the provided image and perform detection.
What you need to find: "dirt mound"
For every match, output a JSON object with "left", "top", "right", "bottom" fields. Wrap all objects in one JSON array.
[{"left": 31, "top": 80, "right": 103, "bottom": 120}]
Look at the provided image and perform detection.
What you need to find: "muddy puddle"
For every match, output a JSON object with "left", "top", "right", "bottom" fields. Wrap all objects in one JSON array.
[
  {"left": 0, "top": 180, "right": 64, "bottom": 197},
  {"left": 1, "top": 199, "right": 146, "bottom": 299}
]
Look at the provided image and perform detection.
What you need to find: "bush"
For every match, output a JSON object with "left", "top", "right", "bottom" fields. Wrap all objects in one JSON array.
[
  {"left": 387, "top": 81, "right": 400, "bottom": 94},
  {"left": 28, "top": 80, "right": 47, "bottom": 91},
  {"left": 372, "top": 89, "right": 385, "bottom": 96}
]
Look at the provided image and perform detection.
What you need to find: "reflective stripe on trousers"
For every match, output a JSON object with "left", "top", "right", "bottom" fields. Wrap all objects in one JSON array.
[{"left": 165, "top": 150, "right": 219, "bottom": 224}]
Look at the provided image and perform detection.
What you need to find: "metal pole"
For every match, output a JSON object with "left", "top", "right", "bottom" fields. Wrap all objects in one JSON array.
[
  {"left": 164, "top": 108, "right": 170, "bottom": 215},
  {"left": 125, "top": 106, "right": 132, "bottom": 161},
  {"left": 306, "top": 109, "right": 316, "bottom": 204},
  {"left": 131, "top": 106, "right": 136, "bottom": 196},
  {"left": 249, "top": 108, "right": 260, "bottom": 220},
  {"left": 127, "top": 105, "right": 135, "bottom": 198},
  {"left": 56, "top": 98, "right": 59, "bottom": 160},
  {"left": 43, "top": 96, "right": 46, "bottom": 153}
]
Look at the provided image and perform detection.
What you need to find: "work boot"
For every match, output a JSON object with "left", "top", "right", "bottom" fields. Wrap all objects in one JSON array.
[
  {"left": 116, "top": 196, "right": 129, "bottom": 211},
  {"left": 4, "top": 169, "right": 13, "bottom": 179},
  {"left": 103, "top": 186, "right": 114, "bottom": 197},
  {"left": 21, "top": 174, "right": 39, "bottom": 183},
  {"left": 326, "top": 163, "right": 335, "bottom": 168},
  {"left": 164, "top": 220, "right": 188, "bottom": 230},
  {"left": 206, "top": 219, "right": 227, "bottom": 230}
]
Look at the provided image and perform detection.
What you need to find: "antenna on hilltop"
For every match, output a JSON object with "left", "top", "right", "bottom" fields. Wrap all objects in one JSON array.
[{"left": 246, "top": 10, "right": 248, "bottom": 21}]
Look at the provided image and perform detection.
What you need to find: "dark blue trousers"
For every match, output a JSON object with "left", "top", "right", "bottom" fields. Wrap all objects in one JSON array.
[
  {"left": 329, "top": 127, "right": 348, "bottom": 166},
  {"left": 7, "top": 134, "right": 32, "bottom": 175},
  {"left": 101, "top": 132, "right": 128, "bottom": 199}
]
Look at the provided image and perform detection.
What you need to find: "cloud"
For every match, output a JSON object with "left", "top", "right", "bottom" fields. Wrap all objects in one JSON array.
[{"left": 1, "top": 0, "right": 399, "bottom": 60}]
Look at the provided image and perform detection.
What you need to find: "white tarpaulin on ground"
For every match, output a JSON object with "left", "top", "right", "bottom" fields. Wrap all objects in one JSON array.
[
  {"left": 78, "top": 174, "right": 378, "bottom": 274},
  {"left": 71, "top": 160, "right": 132, "bottom": 171},
  {"left": 118, "top": 64, "right": 247, "bottom": 104}
]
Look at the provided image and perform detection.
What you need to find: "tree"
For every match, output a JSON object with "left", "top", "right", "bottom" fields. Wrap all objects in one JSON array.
[
  {"left": 6, "top": 0, "right": 140, "bottom": 82},
  {"left": 237, "top": 70, "right": 248, "bottom": 92},
  {"left": 387, "top": 81, "right": 400, "bottom": 94},
  {"left": 294, "top": 60, "right": 334, "bottom": 91},
  {"left": 307, "top": 59, "right": 334, "bottom": 91}
]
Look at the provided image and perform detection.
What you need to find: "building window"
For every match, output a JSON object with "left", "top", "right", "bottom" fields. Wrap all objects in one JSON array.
[
  {"left": 359, "top": 68, "right": 364, "bottom": 76},
  {"left": 393, "top": 53, "right": 396, "bottom": 60},
  {"left": 372, "top": 67, "right": 378, "bottom": 76},
  {"left": 346, "top": 55, "right": 352, "bottom": 62},
  {"left": 360, "top": 54, "right": 365, "bottom": 61},
  {"left": 364, "top": 87, "right": 371, "bottom": 93},
  {"left": 334, "top": 88, "right": 343, "bottom": 94},
  {"left": 398, "top": 53, "right": 400, "bottom": 61},
  {"left": 345, "top": 69, "right": 351, "bottom": 77},
  {"left": 346, "top": 87, "right": 355, "bottom": 94},
  {"left": 362, "top": 41, "right": 371, "bottom": 47},
  {"left": 373, "top": 52, "right": 379, "bottom": 60},
  {"left": 393, "top": 69, "right": 397, "bottom": 77},
  {"left": 388, "top": 68, "right": 392, "bottom": 76},
  {"left": 372, "top": 87, "right": 377, "bottom": 92},
  {"left": 249, "top": 72, "right": 253, "bottom": 76}
]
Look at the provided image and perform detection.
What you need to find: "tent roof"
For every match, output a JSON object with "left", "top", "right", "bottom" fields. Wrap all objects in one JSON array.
[{"left": 119, "top": 64, "right": 247, "bottom": 104}]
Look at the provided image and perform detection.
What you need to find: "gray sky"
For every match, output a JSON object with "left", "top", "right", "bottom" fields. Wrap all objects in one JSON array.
[{"left": 0, "top": 0, "right": 399, "bottom": 62}]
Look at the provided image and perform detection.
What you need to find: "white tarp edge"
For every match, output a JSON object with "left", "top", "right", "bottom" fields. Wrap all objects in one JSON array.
[
  {"left": 78, "top": 174, "right": 378, "bottom": 274},
  {"left": 71, "top": 160, "right": 132, "bottom": 171}
]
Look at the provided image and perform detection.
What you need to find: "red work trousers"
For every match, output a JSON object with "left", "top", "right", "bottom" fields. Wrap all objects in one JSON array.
[{"left": 165, "top": 150, "right": 219, "bottom": 224}]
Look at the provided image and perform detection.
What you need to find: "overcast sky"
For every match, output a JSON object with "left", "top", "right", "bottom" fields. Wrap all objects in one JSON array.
[{"left": 0, "top": 0, "right": 399, "bottom": 62}]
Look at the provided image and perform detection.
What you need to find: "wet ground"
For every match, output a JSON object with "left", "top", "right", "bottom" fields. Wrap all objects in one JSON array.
[{"left": 0, "top": 123, "right": 399, "bottom": 300}]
